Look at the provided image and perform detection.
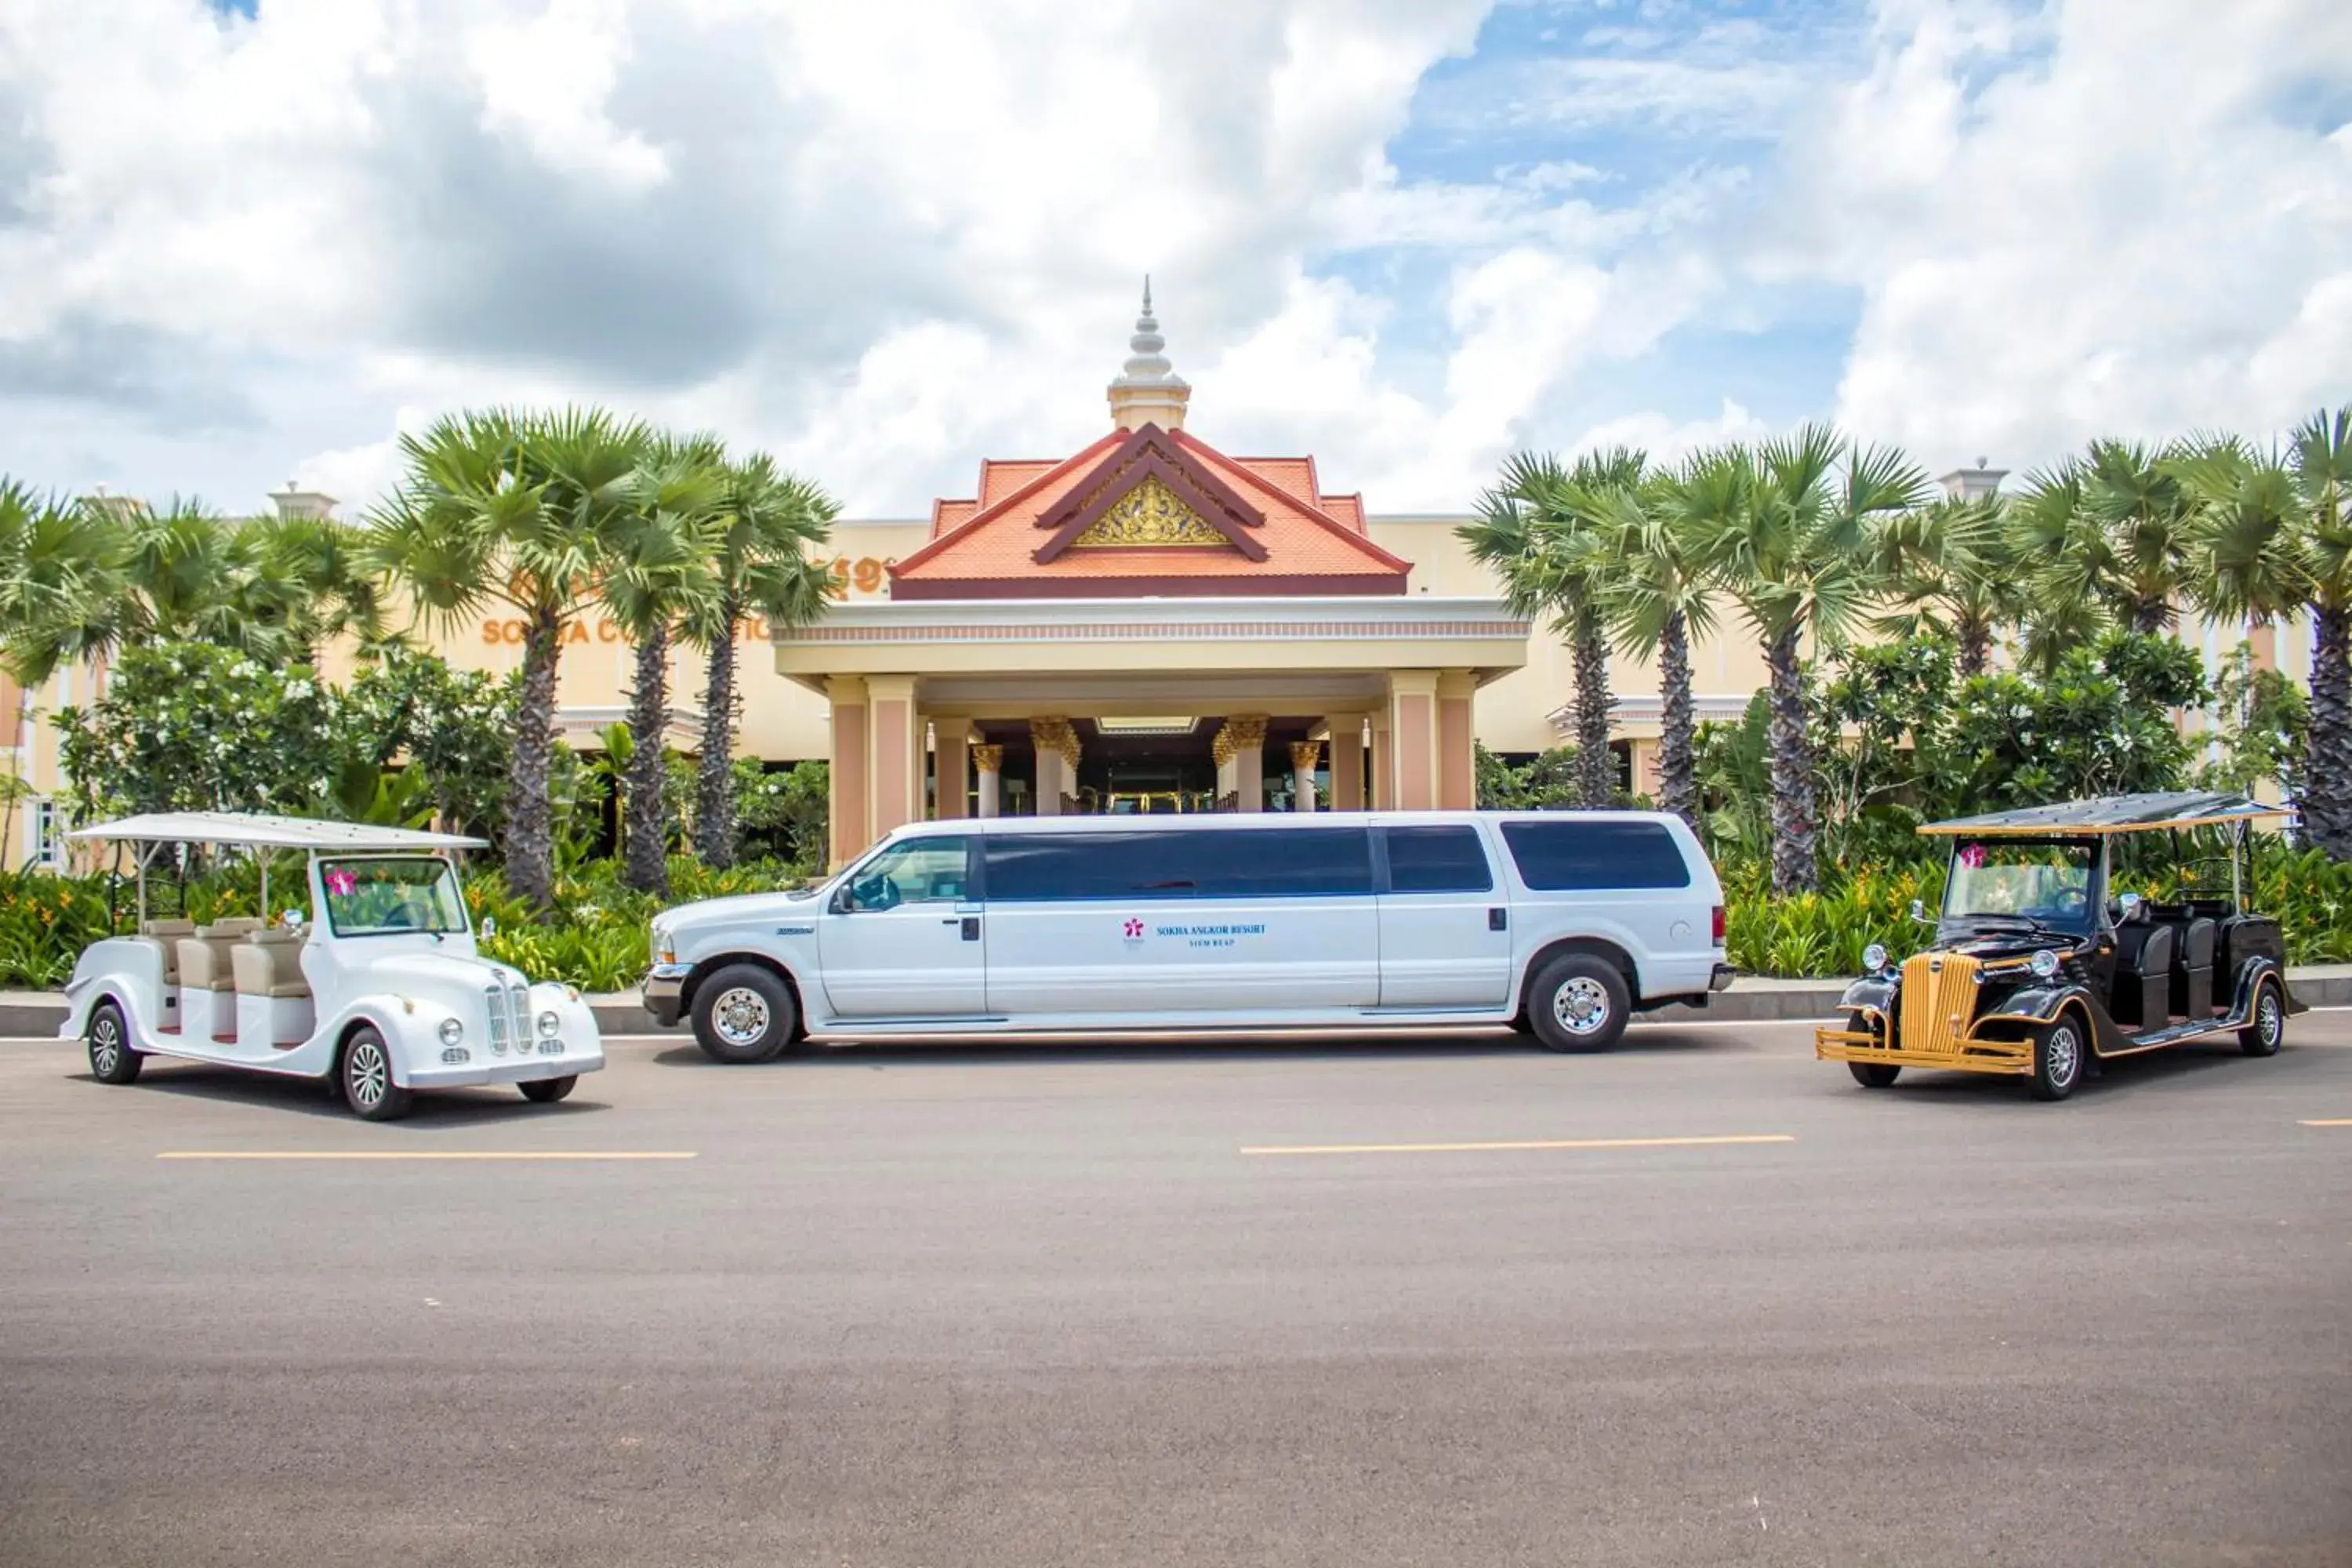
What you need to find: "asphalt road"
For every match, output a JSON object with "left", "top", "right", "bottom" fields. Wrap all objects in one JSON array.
[{"left": 2, "top": 1012, "right": 2349, "bottom": 1567}]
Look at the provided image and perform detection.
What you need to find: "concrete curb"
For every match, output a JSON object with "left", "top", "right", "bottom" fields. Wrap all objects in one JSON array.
[{"left": 11, "top": 967, "right": 2352, "bottom": 1040}]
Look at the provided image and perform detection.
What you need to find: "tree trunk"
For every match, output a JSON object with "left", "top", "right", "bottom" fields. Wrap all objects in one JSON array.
[
  {"left": 506, "top": 608, "right": 561, "bottom": 909},
  {"left": 1657, "top": 609, "right": 1697, "bottom": 830},
  {"left": 695, "top": 597, "right": 741, "bottom": 869},
  {"left": 2130, "top": 597, "right": 2170, "bottom": 635},
  {"left": 1957, "top": 615, "right": 1992, "bottom": 678},
  {"left": 1765, "top": 621, "right": 1818, "bottom": 895},
  {"left": 622, "top": 622, "right": 671, "bottom": 898},
  {"left": 1573, "top": 615, "right": 1614, "bottom": 808},
  {"left": 2302, "top": 604, "right": 2352, "bottom": 859}
]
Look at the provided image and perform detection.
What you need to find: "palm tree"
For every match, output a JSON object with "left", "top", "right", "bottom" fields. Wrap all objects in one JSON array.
[
  {"left": 2286, "top": 409, "right": 2352, "bottom": 857},
  {"left": 1589, "top": 465, "right": 1718, "bottom": 828},
  {"left": 1684, "top": 427, "right": 1930, "bottom": 895},
  {"left": 599, "top": 441, "right": 724, "bottom": 897},
  {"left": 1461, "top": 448, "right": 1647, "bottom": 808},
  {"left": 1867, "top": 492, "right": 2024, "bottom": 677},
  {"left": 0, "top": 484, "right": 136, "bottom": 691},
  {"left": 2014, "top": 440, "right": 2199, "bottom": 666},
  {"left": 365, "top": 407, "right": 649, "bottom": 908},
  {"left": 690, "top": 453, "right": 836, "bottom": 868},
  {"left": 241, "top": 512, "right": 398, "bottom": 666}
]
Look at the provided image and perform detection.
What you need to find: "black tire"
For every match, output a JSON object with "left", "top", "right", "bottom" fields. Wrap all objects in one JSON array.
[
  {"left": 690, "top": 963, "right": 800, "bottom": 1064},
  {"left": 340, "top": 1026, "right": 414, "bottom": 1121},
  {"left": 2029, "top": 1014, "right": 2086, "bottom": 1102},
  {"left": 87, "top": 1000, "right": 141, "bottom": 1085},
  {"left": 1842, "top": 1011, "right": 1900, "bottom": 1087},
  {"left": 520, "top": 1075, "right": 578, "bottom": 1103},
  {"left": 1524, "top": 953, "right": 1631, "bottom": 1053},
  {"left": 2239, "top": 978, "right": 2284, "bottom": 1057}
]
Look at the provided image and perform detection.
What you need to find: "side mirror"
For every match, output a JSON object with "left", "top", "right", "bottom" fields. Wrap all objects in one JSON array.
[
  {"left": 829, "top": 883, "right": 853, "bottom": 915},
  {"left": 480, "top": 914, "right": 498, "bottom": 938},
  {"left": 1909, "top": 898, "right": 1935, "bottom": 927},
  {"left": 2116, "top": 891, "right": 2143, "bottom": 924},
  {"left": 282, "top": 909, "right": 306, "bottom": 931}
]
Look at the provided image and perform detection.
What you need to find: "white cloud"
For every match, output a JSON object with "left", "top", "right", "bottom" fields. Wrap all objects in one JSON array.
[{"left": 464, "top": 0, "right": 670, "bottom": 191}]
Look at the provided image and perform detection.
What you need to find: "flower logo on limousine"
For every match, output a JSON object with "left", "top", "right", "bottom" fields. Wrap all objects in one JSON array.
[{"left": 1122, "top": 918, "right": 1145, "bottom": 941}]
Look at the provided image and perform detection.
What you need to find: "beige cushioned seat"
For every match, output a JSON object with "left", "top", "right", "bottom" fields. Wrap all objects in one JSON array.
[
  {"left": 178, "top": 918, "right": 260, "bottom": 994},
  {"left": 136, "top": 920, "right": 196, "bottom": 985},
  {"left": 231, "top": 932, "right": 310, "bottom": 1000}
]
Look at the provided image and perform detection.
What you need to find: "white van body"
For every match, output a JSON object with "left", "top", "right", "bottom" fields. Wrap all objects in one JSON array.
[{"left": 647, "top": 811, "right": 1730, "bottom": 1058}]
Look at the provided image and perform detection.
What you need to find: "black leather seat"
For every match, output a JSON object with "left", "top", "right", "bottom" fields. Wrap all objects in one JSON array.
[
  {"left": 2172, "top": 917, "right": 2217, "bottom": 1020},
  {"left": 2111, "top": 923, "right": 2173, "bottom": 1030}
]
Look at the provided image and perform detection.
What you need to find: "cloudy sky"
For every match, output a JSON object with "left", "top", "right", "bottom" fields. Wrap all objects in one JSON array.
[{"left": 2, "top": 0, "right": 2347, "bottom": 519}]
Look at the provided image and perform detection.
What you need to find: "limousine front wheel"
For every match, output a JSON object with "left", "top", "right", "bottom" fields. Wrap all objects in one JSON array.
[
  {"left": 1527, "top": 955, "right": 1630, "bottom": 1054},
  {"left": 691, "top": 964, "right": 800, "bottom": 1064}
]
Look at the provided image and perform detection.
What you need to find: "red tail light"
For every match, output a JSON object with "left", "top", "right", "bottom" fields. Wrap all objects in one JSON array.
[{"left": 1711, "top": 904, "right": 1726, "bottom": 943}]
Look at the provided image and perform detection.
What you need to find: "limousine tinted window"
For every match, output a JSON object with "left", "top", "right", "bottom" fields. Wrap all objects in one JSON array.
[
  {"left": 1382, "top": 826, "right": 1494, "bottom": 893},
  {"left": 985, "top": 828, "right": 1374, "bottom": 901},
  {"left": 1500, "top": 819, "right": 1690, "bottom": 891}
]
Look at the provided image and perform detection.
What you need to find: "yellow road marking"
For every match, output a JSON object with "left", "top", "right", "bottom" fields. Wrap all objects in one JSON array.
[
  {"left": 155, "top": 1151, "right": 697, "bottom": 1162},
  {"left": 2298, "top": 1119, "right": 2352, "bottom": 1128},
  {"left": 1240, "top": 1133, "right": 1796, "bottom": 1157}
]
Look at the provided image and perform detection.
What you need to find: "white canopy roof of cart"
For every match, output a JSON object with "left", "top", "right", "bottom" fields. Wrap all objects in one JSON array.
[{"left": 68, "top": 812, "right": 486, "bottom": 851}]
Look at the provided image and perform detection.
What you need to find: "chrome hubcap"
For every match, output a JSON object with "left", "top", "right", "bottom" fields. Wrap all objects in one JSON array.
[
  {"left": 2046, "top": 1025, "right": 2081, "bottom": 1087},
  {"left": 1553, "top": 977, "right": 1610, "bottom": 1036},
  {"left": 712, "top": 988, "right": 771, "bottom": 1047},
  {"left": 91, "top": 1017, "right": 120, "bottom": 1075},
  {"left": 349, "top": 1041, "right": 387, "bottom": 1108},
  {"left": 2260, "top": 994, "right": 2281, "bottom": 1044}
]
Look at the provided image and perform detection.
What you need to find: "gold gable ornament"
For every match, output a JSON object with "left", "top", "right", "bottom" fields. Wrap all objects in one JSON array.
[{"left": 1071, "top": 474, "right": 1229, "bottom": 549}]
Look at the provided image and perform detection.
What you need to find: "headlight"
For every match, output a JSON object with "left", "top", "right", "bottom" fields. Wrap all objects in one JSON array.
[
  {"left": 2030, "top": 949, "right": 2060, "bottom": 979},
  {"left": 437, "top": 1017, "right": 465, "bottom": 1047},
  {"left": 1860, "top": 942, "right": 1889, "bottom": 975},
  {"left": 652, "top": 927, "right": 675, "bottom": 965},
  {"left": 537, "top": 1008, "right": 561, "bottom": 1038}
]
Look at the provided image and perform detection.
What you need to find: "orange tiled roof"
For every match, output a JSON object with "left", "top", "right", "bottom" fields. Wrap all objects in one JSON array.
[{"left": 892, "top": 425, "right": 1408, "bottom": 600}]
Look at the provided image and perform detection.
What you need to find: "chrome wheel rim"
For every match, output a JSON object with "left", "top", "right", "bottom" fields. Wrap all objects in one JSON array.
[
  {"left": 2046, "top": 1024, "right": 2081, "bottom": 1087},
  {"left": 1552, "top": 976, "right": 1610, "bottom": 1036},
  {"left": 347, "top": 1039, "right": 387, "bottom": 1109},
  {"left": 2259, "top": 992, "right": 2281, "bottom": 1047},
  {"left": 90, "top": 1014, "right": 121, "bottom": 1076},
  {"left": 712, "top": 988, "right": 771, "bottom": 1047}
]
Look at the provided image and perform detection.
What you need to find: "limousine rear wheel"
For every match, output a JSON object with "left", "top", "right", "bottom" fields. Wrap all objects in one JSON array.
[
  {"left": 692, "top": 964, "right": 799, "bottom": 1064},
  {"left": 1526, "top": 954, "right": 1629, "bottom": 1053}
]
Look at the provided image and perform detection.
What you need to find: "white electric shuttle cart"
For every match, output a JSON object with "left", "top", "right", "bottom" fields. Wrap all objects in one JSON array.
[{"left": 60, "top": 811, "right": 604, "bottom": 1120}]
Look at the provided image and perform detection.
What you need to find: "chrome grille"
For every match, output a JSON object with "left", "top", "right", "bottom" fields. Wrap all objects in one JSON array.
[
  {"left": 506, "top": 982, "right": 531, "bottom": 1048},
  {"left": 483, "top": 983, "right": 507, "bottom": 1052},
  {"left": 1897, "top": 952, "right": 1980, "bottom": 1057}
]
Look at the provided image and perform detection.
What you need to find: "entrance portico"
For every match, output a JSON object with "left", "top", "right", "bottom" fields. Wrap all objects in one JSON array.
[{"left": 771, "top": 287, "right": 1529, "bottom": 867}]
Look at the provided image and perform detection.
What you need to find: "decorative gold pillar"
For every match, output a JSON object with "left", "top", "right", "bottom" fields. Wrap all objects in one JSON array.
[
  {"left": 1289, "top": 741, "right": 1322, "bottom": 813},
  {"left": 1387, "top": 670, "right": 1439, "bottom": 811},
  {"left": 1030, "top": 717, "right": 1081, "bottom": 816},
  {"left": 1436, "top": 670, "right": 1476, "bottom": 811},
  {"left": 826, "top": 675, "right": 869, "bottom": 870},
  {"left": 973, "top": 744, "right": 1004, "bottom": 818},
  {"left": 867, "top": 675, "right": 921, "bottom": 840},
  {"left": 1213, "top": 715, "right": 1269, "bottom": 812},
  {"left": 934, "top": 724, "right": 971, "bottom": 820}
]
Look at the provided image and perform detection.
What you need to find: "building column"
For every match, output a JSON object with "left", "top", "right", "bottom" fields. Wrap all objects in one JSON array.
[
  {"left": 1323, "top": 716, "right": 1366, "bottom": 812},
  {"left": 1031, "top": 717, "right": 1079, "bottom": 815},
  {"left": 934, "top": 724, "right": 971, "bottom": 820},
  {"left": 867, "top": 675, "right": 921, "bottom": 840},
  {"left": 826, "top": 675, "right": 869, "bottom": 870},
  {"left": 1437, "top": 670, "right": 1476, "bottom": 811},
  {"left": 1215, "top": 716, "right": 1269, "bottom": 812},
  {"left": 1368, "top": 710, "right": 1392, "bottom": 811},
  {"left": 1387, "top": 670, "right": 1440, "bottom": 811},
  {"left": 973, "top": 744, "right": 1004, "bottom": 818},
  {"left": 1290, "top": 741, "right": 1322, "bottom": 812}
]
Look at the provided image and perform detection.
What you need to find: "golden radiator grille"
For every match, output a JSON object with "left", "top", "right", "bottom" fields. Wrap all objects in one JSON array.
[{"left": 1897, "top": 952, "right": 1980, "bottom": 1057}]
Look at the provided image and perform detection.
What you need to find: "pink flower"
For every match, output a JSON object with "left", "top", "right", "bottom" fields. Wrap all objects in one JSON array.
[
  {"left": 325, "top": 869, "right": 358, "bottom": 897},
  {"left": 1956, "top": 844, "right": 1986, "bottom": 869}
]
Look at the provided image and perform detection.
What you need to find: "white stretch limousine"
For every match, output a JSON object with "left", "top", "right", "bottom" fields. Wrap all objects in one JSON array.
[{"left": 646, "top": 811, "right": 1731, "bottom": 1059}]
